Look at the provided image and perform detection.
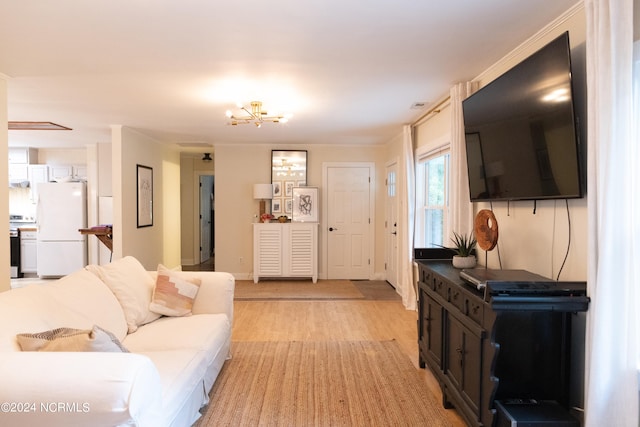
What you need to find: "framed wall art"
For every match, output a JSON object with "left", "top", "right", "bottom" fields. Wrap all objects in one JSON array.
[
  {"left": 285, "top": 181, "right": 295, "bottom": 197},
  {"left": 292, "top": 187, "right": 318, "bottom": 222},
  {"left": 136, "top": 164, "right": 153, "bottom": 227},
  {"left": 272, "top": 198, "right": 282, "bottom": 214}
]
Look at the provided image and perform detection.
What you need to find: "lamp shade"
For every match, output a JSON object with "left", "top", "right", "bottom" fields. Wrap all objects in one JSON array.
[{"left": 253, "top": 183, "right": 273, "bottom": 200}]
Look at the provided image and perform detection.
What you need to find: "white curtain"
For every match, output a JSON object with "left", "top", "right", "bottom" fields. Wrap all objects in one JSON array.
[
  {"left": 400, "top": 125, "right": 417, "bottom": 310},
  {"left": 584, "top": 0, "right": 639, "bottom": 425},
  {"left": 450, "top": 82, "right": 478, "bottom": 236}
]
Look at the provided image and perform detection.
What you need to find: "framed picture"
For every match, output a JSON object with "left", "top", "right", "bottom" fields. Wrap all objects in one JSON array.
[
  {"left": 292, "top": 187, "right": 319, "bottom": 222},
  {"left": 272, "top": 198, "right": 282, "bottom": 214},
  {"left": 136, "top": 164, "right": 153, "bottom": 228},
  {"left": 272, "top": 181, "right": 282, "bottom": 197},
  {"left": 285, "top": 199, "right": 293, "bottom": 214},
  {"left": 285, "top": 181, "right": 295, "bottom": 197}
]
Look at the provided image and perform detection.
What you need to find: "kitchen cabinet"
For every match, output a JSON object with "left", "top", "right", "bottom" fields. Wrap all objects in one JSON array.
[
  {"left": 8, "top": 148, "right": 38, "bottom": 164},
  {"left": 28, "top": 165, "right": 49, "bottom": 202},
  {"left": 8, "top": 164, "right": 29, "bottom": 182},
  {"left": 48, "top": 164, "right": 87, "bottom": 181},
  {"left": 49, "top": 165, "right": 74, "bottom": 181},
  {"left": 8, "top": 148, "right": 38, "bottom": 183},
  {"left": 253, "top": 222, "right": 318, "bottom": 283},
  {"left": 73, "top": 165, "right": 87, "bottom": 180},
  {"left": 19, "top": 229, "right": 37, "bottom": 274}
]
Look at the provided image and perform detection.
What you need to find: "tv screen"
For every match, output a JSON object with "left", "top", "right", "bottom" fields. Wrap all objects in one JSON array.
[{"left": 463, "top": 32, "right": 584, "bottom": 202}]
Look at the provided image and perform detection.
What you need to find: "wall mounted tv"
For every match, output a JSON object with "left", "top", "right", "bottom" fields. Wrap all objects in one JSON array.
[{"left": 463, "top": 31, "right": 584, "bottom": 202}]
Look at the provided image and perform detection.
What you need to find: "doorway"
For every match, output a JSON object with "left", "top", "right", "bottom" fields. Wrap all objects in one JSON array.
[
  {"left": 190, "top": 173, "right": 214, "bottom": 270},
  {"left": 323, "top": 163, "right": 375, "bottom": 280},
  {"left": 199, "top": 175, "right": 214, "bottom": 263}
]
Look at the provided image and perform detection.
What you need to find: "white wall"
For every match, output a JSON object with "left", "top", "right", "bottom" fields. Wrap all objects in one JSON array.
[
  {"left": 111, "top": 125, "right": 182, "bottom": 270},
  {"left": 0, "top": 76, "right": 9, "bottom": 292},
  {"left": 37, "top": 148, "right": 87, "bottom": 166},
  {"left": 213, "top": 143, "right": 387, "bottom": 279},
  {"left": 415, "top": 5, "right": 587, "bottom": 281}
]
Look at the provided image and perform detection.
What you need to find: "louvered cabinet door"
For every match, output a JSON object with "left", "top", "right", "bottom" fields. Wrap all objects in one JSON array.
[
  {"left": 253, "top": 224, "right": 283, "bottom": 282},
  {"left": 284, "top": 223, "right": 318, "bottom": 282}
]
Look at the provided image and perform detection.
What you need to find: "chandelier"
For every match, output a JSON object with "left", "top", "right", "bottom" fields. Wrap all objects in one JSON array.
[{"left": 225, "top": 101, "right": 292, "bottom": 127}]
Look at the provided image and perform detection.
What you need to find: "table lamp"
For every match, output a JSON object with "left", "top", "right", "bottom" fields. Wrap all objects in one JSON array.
[{"left": 253, "top": 183, "right": 273, "bottom": 218}]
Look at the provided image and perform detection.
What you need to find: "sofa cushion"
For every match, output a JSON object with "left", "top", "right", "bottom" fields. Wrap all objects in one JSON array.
[
  {"left": 137, "top": 349, "right": 211, "bottom": 425},
  {"left": 86, "top": 256, "right": 161, "bottom": 333},
  {"left": 0, "top": 269, "right": 128, "bottom": 352},
  {"left": 17, "top": 325, "right": 128, "bottom": 353},
  {"left": 123, "top": 314, "right": 230, "bottom": 366},
  {"left": 149, "top": 264, "right": 201, "bottom": 317}
]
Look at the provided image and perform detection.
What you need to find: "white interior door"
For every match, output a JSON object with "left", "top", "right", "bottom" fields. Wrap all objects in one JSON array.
[
  {"left": 326, "top": 165, "right": 371, "bottom": 279},
  {"left": 385, "top": 161, "right": 399, "bottom": 288}
]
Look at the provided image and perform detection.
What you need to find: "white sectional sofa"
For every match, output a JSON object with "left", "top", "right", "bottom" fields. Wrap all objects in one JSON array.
[{"left": 0, "top": 256, "right": 234, "bottom": 427}]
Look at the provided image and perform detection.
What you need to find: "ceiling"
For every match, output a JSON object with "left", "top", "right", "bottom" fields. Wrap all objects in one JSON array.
[{"left": 1, "top": 0, "right": 580, "bottom": 152}]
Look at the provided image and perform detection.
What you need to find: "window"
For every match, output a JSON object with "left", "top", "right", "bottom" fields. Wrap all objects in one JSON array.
[{"left": 415, "top": 147, "right": 450, "bottom": 248}]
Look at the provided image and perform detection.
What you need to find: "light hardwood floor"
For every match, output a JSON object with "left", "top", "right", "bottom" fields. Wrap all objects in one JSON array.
[{"left": 231, "top": 283, "right": 467, "bottom": 427}]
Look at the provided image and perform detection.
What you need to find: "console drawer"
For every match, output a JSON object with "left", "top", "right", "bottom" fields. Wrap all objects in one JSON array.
[
  {"left": 435, "top": 277, "right": 449, "bottom": 300},
  {"left": 467, "top": 298, "right": 483, "bottom": 324}
]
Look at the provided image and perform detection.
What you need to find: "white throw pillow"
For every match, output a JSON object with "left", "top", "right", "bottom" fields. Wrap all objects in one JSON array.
[
  {"left": 149, "top": 264, "right": 201, "bottom": 317},
  {"left": 86, "top": 256, "right": 161, "bottom": 333}
]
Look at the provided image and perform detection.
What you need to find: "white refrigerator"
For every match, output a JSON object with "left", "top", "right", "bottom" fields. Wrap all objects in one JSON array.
[{"left": 36, "top": 182, "right": 87, "bottom": 277}]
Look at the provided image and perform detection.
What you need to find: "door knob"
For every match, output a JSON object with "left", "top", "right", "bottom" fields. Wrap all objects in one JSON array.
[
  {"left": 329, "top": 227, "right": 338, "bottom": 231},
  {"left": 391, "top": 231, "right": 397, "bottom": 235}
]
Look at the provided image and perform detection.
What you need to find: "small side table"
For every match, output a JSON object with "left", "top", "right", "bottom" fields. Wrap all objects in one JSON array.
[{"left": 79, "top": 226, "right": 113, "bottom": 252}]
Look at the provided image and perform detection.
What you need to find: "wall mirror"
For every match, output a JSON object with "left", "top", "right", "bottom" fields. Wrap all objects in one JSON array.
[{"left": 271, "top": 150, "right": 307, "bottom": 217}]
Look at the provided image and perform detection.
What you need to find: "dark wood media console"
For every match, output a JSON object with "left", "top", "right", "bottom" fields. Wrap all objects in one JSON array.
[{"left": 415, "top": 254, "right": 589, "bottom": 427}]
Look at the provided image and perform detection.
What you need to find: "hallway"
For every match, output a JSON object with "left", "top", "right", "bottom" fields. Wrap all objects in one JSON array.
[{"left": 182, "top": 256, "right": 214, "bottom": 272}]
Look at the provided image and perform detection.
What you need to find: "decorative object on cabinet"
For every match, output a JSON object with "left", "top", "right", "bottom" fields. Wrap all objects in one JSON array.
[
  {"left": 292, "top": 187, "right": 319, "bottom": 222},
  {"left": 452, "top": 254, "right": 476, "bottom": 269},
  {"left": 253, "top": 223, "right": 318, "bottom": 283},
  {"left": 253, "top": 183, "right": 274, "bottom": 218},
  {"left": 260, "top": 213, "right": 274, "bottom": 223},
  {"left": 415, "top": 254, "right": 588, "bottom": 427},
  {"left": 272, "top": 150, "right": 307, "bottom": 218},
  {"left": 445, "top": 231, "right": 477, "bottom": 268},
  {"left": 474, "top": 209, "right": 499, "bottom": 251},
  {"left": 136, "top": 164, "right": 153, "bottom": 228}
]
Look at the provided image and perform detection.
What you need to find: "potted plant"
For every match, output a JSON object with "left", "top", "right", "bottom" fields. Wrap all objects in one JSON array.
[{"left": 449, "top": 231, "right": 477, "bottom": 269}]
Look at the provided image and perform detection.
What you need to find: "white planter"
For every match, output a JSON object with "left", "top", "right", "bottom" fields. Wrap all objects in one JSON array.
[{"left": 452, "top": 255, "right": 476, "bottom": 269}]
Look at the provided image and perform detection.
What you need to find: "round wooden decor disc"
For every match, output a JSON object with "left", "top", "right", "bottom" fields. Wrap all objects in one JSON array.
[{"left": 474, "top": 209, "right": 499, "bottom": 251}]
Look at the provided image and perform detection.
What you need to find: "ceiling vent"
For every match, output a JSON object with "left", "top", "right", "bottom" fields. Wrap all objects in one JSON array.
[{"left": 410, "top": 102, "right": 429, "bottom": 110}]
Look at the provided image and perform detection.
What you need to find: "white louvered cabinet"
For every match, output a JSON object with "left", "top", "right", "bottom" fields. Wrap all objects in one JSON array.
[{"left": 253, "top": 222, "right": 318, "bottom": 283}]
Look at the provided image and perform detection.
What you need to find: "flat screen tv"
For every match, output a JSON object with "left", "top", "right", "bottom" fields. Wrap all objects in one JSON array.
[{"left": 463, "top": 32, "right": 584, "bottom": 202}]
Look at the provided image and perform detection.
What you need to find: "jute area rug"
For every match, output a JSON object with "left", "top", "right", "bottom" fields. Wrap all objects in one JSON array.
[
  {"left": 234, "top": 279, "right": 401, "bottom": 301},
  {"left": 195, "top": 340, "right": 451, "bottom": 427}
]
